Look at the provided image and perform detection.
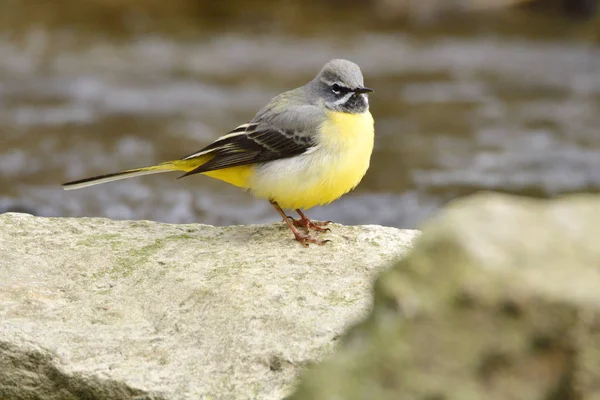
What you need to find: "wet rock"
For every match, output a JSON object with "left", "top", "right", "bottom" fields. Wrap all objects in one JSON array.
[
  {"left": 291, "top": 193, "right": 600, "bottom": 400},
  {"left": 0, "top": 204, "right": 39, "bottom": 216},
  {"left": 0, "top": 213, "right": 418, "bottom": 400}
]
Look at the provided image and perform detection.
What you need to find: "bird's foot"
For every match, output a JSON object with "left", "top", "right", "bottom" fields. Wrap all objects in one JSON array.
[
  {"left": 271, "top": 201, "right": 332, "bottom": 247},
  {"left": 292, "top": 230, "right": 331, "bottom": 247},
  {"left": 287, "top": 216, "right": 332, "bottom": 232}
]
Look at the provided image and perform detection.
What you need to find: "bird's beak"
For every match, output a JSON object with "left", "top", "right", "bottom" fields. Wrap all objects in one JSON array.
[{"left": 354, "top": 87, "right": 374, "bottom": 94}]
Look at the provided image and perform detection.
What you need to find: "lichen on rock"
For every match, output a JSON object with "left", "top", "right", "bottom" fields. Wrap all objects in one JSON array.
[{"left": 0, "top": 213, "right": 418, "bottom": 400}]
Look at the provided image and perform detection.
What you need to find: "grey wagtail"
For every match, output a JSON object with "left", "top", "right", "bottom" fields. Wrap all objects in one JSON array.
[{"left": 63, "top": 59, "right": 374, "bottom": 247}]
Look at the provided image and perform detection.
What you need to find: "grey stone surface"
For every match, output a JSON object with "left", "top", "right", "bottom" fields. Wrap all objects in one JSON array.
[
  {"left": 0, "top": 213, "right": 419, "bottom": 400},
  {"left": 291, "top": 193, "right": 600, "bottom": 400}
]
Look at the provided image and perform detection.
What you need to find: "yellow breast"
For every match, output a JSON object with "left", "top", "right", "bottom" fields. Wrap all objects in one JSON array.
[{"left": 250, "top": 110, "right": 375, "bottom": 210}]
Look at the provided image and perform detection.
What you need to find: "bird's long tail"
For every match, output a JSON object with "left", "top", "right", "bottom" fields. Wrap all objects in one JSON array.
[{"left": 62, "top": 158, "right": 206, "bottom": 191}]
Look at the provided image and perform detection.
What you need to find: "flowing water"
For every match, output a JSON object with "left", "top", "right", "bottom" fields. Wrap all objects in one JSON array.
[{"left": 1, "top": 4, "right": 599, "bottom": 228}]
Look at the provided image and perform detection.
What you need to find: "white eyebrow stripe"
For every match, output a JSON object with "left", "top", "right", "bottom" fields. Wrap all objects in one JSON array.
[{"left": 320, "top": 78, "right": 352, "bottom": 90}]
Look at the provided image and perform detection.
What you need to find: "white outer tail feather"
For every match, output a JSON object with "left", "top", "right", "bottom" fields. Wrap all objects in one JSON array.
[{"left": 62, "top": 169, "right": 171, "bottom": 190}]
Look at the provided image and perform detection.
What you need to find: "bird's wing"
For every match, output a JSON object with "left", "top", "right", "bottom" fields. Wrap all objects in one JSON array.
[
  {"left": 179, "top": 87, "right": 323, "bottom": 177},
  {"left": 179, "top": 120, "right": 317, "bottom": 177}
]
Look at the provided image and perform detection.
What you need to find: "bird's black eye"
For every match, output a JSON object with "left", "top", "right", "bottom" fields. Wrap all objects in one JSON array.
[{"left": 331, "top": 84, "right": 342, "bottom": 95}]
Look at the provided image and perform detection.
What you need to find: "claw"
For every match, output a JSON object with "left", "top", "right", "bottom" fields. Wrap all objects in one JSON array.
[
  {"left": 270, "top": 200, "right": 334, "bottom": 247},
  {"left": 292, "top": 210, "right": 332, "bottom": 233},
  {"left": 293, "top": 232, "right": 331, "bottom": 247}
]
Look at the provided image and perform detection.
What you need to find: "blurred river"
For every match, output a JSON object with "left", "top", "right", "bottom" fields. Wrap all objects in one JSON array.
[{"left": 1, "top": 7, "right": 599, "bottom": 229}]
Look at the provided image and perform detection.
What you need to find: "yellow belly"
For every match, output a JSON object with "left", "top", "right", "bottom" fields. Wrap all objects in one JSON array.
[{"left": 250, "top": 110, "right": 375, "bottom": 210}]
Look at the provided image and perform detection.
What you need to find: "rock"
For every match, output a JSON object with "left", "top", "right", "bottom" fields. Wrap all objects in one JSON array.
[
  {"left": 291, "top": 193, "right": 600, "bottom": 400},
  {"left": 0, "top": 213, "right": 419, "bottom": 400}
]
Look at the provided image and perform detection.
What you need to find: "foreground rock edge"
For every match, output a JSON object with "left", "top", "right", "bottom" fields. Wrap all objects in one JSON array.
[{"left": 290, "top": 192, "right": 600, "bottom": 400}]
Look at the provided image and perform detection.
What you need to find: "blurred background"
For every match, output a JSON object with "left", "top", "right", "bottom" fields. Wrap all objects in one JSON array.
[{"left": 1, "top": 0, "right": 599, "bottom": 228}]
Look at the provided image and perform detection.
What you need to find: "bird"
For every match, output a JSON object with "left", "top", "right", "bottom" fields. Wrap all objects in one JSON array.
[{"left": 63, "top": 59, "right": 375, "bottom": 247}]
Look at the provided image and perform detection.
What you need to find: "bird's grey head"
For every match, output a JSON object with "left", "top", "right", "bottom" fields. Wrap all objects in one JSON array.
[{"left": 306, "top": 59, "right": 373, "bottom": 114}]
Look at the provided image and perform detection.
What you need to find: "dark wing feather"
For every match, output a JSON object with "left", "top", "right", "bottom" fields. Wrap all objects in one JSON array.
[{"left": 179, "top": 124, "right": 315, "bottom": 178}]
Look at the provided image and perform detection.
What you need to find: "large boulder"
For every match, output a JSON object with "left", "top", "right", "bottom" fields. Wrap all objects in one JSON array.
[
  {"left": 291, "top": 193, "right": 600, "bottom": 400},
  {"left": 0, "top": 213, "right": 418, "bottom": 400}
]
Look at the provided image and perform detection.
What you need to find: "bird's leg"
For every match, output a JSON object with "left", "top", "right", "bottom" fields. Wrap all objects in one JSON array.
[
  {"left": 269, "top": 200, "right": 330, "bottom": 247},
  {"left": 291, "top": 209, "right": 332, "bottom": 232}
]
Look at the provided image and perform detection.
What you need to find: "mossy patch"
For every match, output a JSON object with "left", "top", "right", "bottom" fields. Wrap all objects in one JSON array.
[
  {"left": 76, "top": 233, "right": 122, "bottom": 248},
  {"left": 90, "top": 237, "right": 168, "bottom": 279}
]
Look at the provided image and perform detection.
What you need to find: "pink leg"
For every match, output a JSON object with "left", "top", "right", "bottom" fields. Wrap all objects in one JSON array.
[
  {"left": 270, "top": 201, "right": 330, "bottom": 247},
  {"left": 291, "top": 209, "right": 332, "bottom": 232}
]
